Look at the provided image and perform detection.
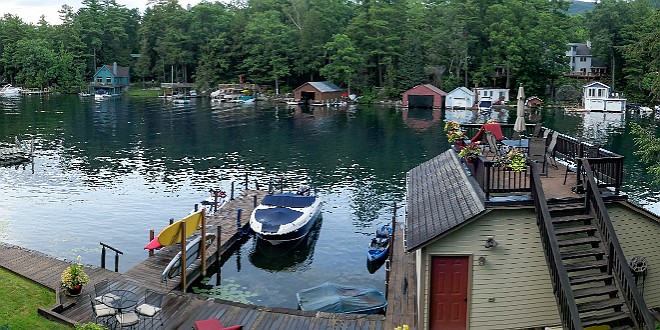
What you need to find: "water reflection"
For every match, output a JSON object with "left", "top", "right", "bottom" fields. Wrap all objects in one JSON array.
[{"left": 248, "top": 216, "right": 322, "bottom": 272}]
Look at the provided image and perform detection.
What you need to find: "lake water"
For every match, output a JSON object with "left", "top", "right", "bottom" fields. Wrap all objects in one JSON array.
[{"left": 0, "top": 95, "right": 659, "bottom": 308}]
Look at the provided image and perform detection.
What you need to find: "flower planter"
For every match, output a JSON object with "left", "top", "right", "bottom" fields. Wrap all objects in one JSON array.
[{"left": 66, "top": 285, "right": 83, "bottom": 297}]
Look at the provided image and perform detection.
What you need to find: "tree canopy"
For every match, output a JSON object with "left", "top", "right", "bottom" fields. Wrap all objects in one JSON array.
[{"left": 0, "top": 0, "right": 659, "bottom": 101}]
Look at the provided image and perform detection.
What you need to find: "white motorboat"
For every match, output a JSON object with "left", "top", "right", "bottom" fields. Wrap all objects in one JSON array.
[
  {"left": 250, "top": 191, "right": 321, "bottom": 245},
  {"left": 0, "top": 84, "right": 22, "bottom": 95}
]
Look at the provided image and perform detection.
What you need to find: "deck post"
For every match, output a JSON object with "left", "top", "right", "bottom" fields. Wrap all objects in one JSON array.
[
  {"left": 181, "top": 221, "right": 187, "bottom": 293},
  {"left": 268, "top": 179, "right": 273, "bottom": 194},
  {"left": 101, "top": 246, "right": 106, "bottom": 269},
  {"left": 255, "top": 179, "right": 260, "bottom": 191},
  {"left": 231, "top": 182, "right": 235, "bottom": 200},
  {"left": 253, "top": 195, "right": 257, "bottom": 208},
  {"left": 149, "top": 230, "right": 155, "bottom": 257},
  {"left": 216, "top": 225, "right": 222, "bottom": 286},
  {"left": 201, "top": 208, "right": 207, "bottom": 276},
  {"left": 237, "top": 208, "right": 242, "bottom": 233},
  {"left": 213, "top": 190, "right": 219, "bottom": 213},
  {"left": 114, "top": 253, "right": 119, "bottom": 272}
]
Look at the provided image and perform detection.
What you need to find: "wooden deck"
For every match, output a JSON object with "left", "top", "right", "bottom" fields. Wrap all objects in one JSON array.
[
  {"left": 383, "top": 221, "right": 417, "bottom": 329},
  {"left": 0, "top": 190, "right": 385, "bottom": 329}
]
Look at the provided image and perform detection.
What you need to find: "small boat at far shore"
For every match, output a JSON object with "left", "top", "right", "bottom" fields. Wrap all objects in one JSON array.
[
  {"left": 0, "top": 84, "right": 22, "bottom": 95},
  {"left": 249, "top": 190, "right": 321, "bottom": 245},
  {"left": 296, "top": 282, "right": 387, "bottom": 314}
]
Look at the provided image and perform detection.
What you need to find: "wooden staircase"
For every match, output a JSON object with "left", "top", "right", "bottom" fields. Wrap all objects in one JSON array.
[
  {"left": 549, "top": 204, "right": 632, "bottom": 328},
  {"left": 529, "top": 161, "right": 654, "bottom": 330}
]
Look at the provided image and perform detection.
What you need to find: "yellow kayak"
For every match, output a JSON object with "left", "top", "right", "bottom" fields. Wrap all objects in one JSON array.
[{"left": 157, "top": 210, "right": 204, "bottom": 247}]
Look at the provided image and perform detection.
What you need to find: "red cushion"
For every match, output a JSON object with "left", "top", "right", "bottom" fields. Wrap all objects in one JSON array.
[
  {"left": 222, "top": 326, "right": 243, "bottom": 330},
  {"left": 194, "top": 318, "right": 223, "bottom": 330}
]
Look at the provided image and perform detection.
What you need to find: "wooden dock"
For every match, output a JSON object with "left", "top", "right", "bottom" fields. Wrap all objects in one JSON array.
[
  {"left": 384, "top": 220, "right": 417, "bottom": 329},
  {"left": 0, "top": 189, "right": 385, "bottom": 329}
]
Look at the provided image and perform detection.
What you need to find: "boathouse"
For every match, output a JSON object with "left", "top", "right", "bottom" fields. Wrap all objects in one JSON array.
[
  {"left": 445, "top": 86, "right": 475, "bottom": 109},
  {"left": 91, "top": 62, "right": 130, "bottom": 96},
  {"left": 582, "top": 81, "right": 626, "bottom": 112},
  {"left": 473, "top": 87, "right": 510, "bottom": 105},
  {"left": 405, "top": 125, "right": 660, "bottom": 329},
  {"left": 293, "top": 81, "right": 343, "bottom": 104},
  {"left": 526, "top": 96, "right": 543, "bottom": 107},
  {"left": 402, "top": 84, "right": 446, "bottom": 108}
]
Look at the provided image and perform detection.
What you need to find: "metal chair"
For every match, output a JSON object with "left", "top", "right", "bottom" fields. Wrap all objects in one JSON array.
[
  {"left": 545, "top": 131, "right": 559, "bottom": 169},
  {"left": 484, "top": 131, "right": 504, "bottom": 160},
  {"left": 528, "top": 137, "right": 547, "bottom": 175},
  {"left": 88, "top": 294, "right": 116, "bottom": 326},
  {"left": 115, "top": 311, "right": 140, "bottom": 329},
  {"left": 136, "top": 289, "right": 164, "bottom": 329},
  {"left": 532, "top": 122, "right": 543, "bottom": 137},
  {"left": 94, "top": 279, "right": 118, "bottom": 303}
]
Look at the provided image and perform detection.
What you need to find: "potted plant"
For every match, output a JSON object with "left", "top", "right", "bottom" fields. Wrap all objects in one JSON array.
[
  {"left": 61, "top": 256, "right": 89, "bottom": 296},
  {"left": 446, "top": 130, "right": 467, "bottom": 144},
  {"left": 444, "top": 121, "right": 460, "bottom": 132},
  {"left": 458, "top": 142, "right": 482, "bottom": 161},
  {"left": 496, "top": 150, "right": 527, "bottom": 172}
]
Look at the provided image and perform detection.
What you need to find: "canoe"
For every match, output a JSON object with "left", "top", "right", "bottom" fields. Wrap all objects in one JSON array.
[
  {"left": 367, "top": 225, "right": 392, "bottom": 262},
  {"left": 296, "top": 282, "right": 387, "bottom": 314},
  {"left": 157, "top": 210, "right": 204, "bottom": 247},
  {"left": 161, "top": 233, "right": 215, "bottom": 282}
]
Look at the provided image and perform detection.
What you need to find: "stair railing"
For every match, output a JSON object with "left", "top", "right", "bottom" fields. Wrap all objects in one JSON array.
[
  {"left": 581, "top": 159, "right": 655, "bottom": 329},
  {"left": 530, "top": 163, "right": 583, "bottom": 330}
]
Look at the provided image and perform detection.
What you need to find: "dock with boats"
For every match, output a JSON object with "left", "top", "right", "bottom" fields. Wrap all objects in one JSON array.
[{"left": 0, "top": 183, "right": 386, "bottom": 329}]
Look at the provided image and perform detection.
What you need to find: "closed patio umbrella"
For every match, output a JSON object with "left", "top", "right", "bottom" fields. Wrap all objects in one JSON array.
[{"left": 513, "top": 83, "right": 526, "bottom": 136}]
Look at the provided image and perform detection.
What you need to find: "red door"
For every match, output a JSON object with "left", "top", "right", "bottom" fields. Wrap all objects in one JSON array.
[{"left": 429, "top": 256, "right": 469, "bottom": 330}]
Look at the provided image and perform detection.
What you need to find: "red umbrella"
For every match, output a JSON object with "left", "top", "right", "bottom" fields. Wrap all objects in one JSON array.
[{"left": 341, "top": 93, "right": 348, "bottom": 97}]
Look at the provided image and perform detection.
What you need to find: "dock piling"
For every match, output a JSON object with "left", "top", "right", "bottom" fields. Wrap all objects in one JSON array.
[
  {"left": 253, "top": 195, "right": 257, "bottom": 208},
  {"left": 231, "top": 182, "right": 235, "bottom": 200},
  {"left": 216, "top": 225, "right": 222, "bottom": 286},
  {"left": 149, "top": 230, "right": 155, "bottom": 257},
  {"left": 236, "top": 208, "right": 242, "bottom": 233},
  {"left": 245, "top": 173, "right": 249, "bottom": 189}
]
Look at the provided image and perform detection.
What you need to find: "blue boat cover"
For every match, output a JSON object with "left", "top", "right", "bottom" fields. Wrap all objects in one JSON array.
[
  {"left": 296, "top": 282, "right": 387, "bottom": 314},
  {"left": 261, "top": 193, "right": 316, "bottom": 208},
  {"left": 254, "top": 208, "right": 303, "bottom": 232}
]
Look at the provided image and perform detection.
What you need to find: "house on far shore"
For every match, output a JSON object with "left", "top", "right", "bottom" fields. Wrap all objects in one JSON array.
[
  {"left": 473, "top": 87, "right": 509, "bottom": 105},
  {"left": 445, "top": 87, "right": 475, "bottom": 109},
  {"left": 566, "top": 41, "right": 607, "bottom": 79},
  {"left": 526, "top": 96, "right": 542, "bottom": 107},
  {"left": 583, "top": 81, "right": 626, "bottom": 112},
  {"left": 91, "top": 62, "right": 130, "bottom": 96},
  {"left": 293, "top": 81, "right": 343, "bottom": 104},
  {"left": 402, "top": 84, "right": 446, "bottom": 108}
]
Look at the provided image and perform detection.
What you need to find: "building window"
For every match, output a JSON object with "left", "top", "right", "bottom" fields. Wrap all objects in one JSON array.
[
  {"left": 588, "top": 89, "right": 594, "bottom": 97},
  {"left": 489, "top": 91, "right": 493, "bottom": 97},
  {"left": 597, "top": 89, "right": 603, "bottom": 97},
  {"left": 580, "top": 57, "right": 586, "bottom": 62},
  {"left": 96, "top": 77, "right": 103, "bottom": 83},
  {"left": 106, "top": 77, "right": 112, "bottom": 84}
]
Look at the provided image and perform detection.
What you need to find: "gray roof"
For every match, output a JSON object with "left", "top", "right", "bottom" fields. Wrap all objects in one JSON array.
[
  {"left": 591, "top": 58, "right": 607, "bottom": 68},
  {"left": 405, "top": 150, "right": 486, "bottom": 251},
  {"left": 307, "top": 81, "right": 342, "bottom": 93}
]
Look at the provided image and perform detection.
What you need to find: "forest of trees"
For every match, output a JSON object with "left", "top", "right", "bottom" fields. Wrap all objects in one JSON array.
[{"left": 1, "top": 0, "right": 660, "bottom": 103}]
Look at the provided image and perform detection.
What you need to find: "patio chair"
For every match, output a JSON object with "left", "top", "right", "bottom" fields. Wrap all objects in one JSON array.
[
  {"left": 94, "top": 279, "right": 118, "bottom": 303},
  {"left": 528, "top": 137, "right": 547, "bottom": 175},
  {"left": 194, "top": 317, "right": 243, "bottom": 330},
  {"left": 88, "top": 294, "right": 116, "bottom": 326},
  {"left": 511, "top": 130, "right": 521, "bottom": 140},
  {"left": 532, "top": 122, "right": 543, "bottom": 137},
  {"left": 136, "top": 289, "right": 164, "bottom": 329},
  {"left": 545, "top": 131, "right": 559, "bottom": 169},
  {"left": 484, "top": 131, "right": 504, "bottom": 160},
  {"left": 115, "top": 311, "right": 140, "bottom": 329}
]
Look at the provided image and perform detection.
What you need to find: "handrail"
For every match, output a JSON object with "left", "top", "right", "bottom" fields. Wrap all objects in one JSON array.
[
  {"left": 581, "top": 159, "right": 654, "bottom": 329},
  {"left": 100, "top": 242, "right": 123, "bottom": 272},
  {"left": 530, "top": 162, "right": 583, "bottom": 330},
  {"left": 470, "top": 156, "right": 531, "bottom": 199}
]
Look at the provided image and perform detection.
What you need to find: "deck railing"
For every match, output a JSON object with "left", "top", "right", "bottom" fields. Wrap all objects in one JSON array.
[
  {"left": 470, "top": 156, "right": 531, "bottom": 199},
  {"left": 581, "top": 160, "right": 655, "bottom": 329},
  {"left": 530, "top": 163, "right": 583, "bottom": 330}
]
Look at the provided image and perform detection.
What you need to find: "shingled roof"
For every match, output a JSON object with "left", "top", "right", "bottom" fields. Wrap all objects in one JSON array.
[{"left": 405, "top": 150, "right": 486, "bottom": 251}]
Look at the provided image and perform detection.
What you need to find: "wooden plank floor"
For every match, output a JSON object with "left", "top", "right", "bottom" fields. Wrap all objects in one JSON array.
[
  {"left": 383, "top": 221, "right": 417, "bottom": 330},
  {"left": 1, "top": 190, "right": 384, "bottom": 329}
]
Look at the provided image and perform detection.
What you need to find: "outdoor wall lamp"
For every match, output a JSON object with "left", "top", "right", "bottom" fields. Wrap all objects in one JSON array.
[
  {"left": 478, "top": 256, "right": 487, "bottom": 266},
  {"left": 484, "top": 236, "right": 498, "bottom": 248}
]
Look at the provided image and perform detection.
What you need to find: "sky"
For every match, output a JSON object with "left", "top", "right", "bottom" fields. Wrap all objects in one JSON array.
[{"left": 2, "top": 0, "right": 202, "bottom": 25}]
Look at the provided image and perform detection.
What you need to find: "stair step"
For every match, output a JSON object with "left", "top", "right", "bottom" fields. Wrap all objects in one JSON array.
[
  {"left": 573, "top": 285, "right": 618, "bottom": 299},
  {"left": 561, "top": 248, "right": 605, "bottom": 260},
  {"left": 554, "top": 225, "right": 597, "bottom": 236},
  {"left": 577, "top": 297, "right": 623, "bottom": 313},
  {"left": 565, "top": 259, "right": 608, "bottom": 272},
  {"left": 557, "top": 236, "right": 601, "bottom": 248},
  {"left": 581, "top": 311, "right": 631, "bottom": 328},
  {"left": 552, "top": 214, "right": 593, "bottom": 224},
  {"left": 569, "top": 273, "right": 613, "bottom": 285},
  {"left": 548, "top": 204, "right": 586, "bottom": 216}
]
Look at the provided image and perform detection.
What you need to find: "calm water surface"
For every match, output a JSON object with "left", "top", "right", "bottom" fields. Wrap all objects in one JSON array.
[{"left": 0, "top": 95, "right": 659, "bottom": 308}]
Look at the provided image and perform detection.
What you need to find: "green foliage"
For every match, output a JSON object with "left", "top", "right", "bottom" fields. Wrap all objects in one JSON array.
[
  {"left": 630, "top": 123, "right": 660, "bottom": 182},
  {"left": 192, "top": 278, "right": 259, "bottom": 304},
  {"left": 75, "top": 323, "right": 109, "bottom": 330},
  {"left": 0, "top": 324, "right": 9, "bottom": 330}
]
